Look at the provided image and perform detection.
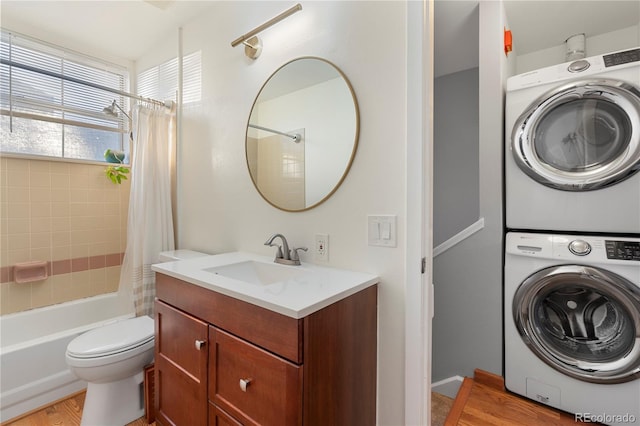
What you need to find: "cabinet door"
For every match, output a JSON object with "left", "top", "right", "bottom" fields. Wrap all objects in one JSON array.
[
  {"left": 209, "top": 327, "right": 302, "bottom": 426},
  {"left": 156, "top": 300, "right": 209, "bottom": 426}
]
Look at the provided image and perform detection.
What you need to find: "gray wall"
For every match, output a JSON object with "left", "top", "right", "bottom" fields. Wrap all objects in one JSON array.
[
  {"left": 432, "top": 64, "right": 504, "bottom": 382},
  {"left": 433, "top": 68, "right": 480, "bottom": 247}
]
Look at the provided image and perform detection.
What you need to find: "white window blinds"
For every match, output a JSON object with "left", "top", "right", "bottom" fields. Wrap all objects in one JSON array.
[
  {"left": 137, "top": 51, "right": 201, "bottom": 105},
  {"left": 0, "top": 29, "right": 131, "bottom": 162}
]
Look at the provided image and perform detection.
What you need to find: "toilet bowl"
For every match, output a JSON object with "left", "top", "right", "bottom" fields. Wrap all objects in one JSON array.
[{"left": 65, "top": 315, "right": 155, "bottom": 426}]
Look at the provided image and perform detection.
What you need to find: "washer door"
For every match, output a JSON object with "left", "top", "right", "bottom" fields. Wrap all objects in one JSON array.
[
  {"left": 512, "top": 79, "right": 640, "bottom": 191},
  {"left": 513, "top": 265, "right": 640, "bottom": 383}
]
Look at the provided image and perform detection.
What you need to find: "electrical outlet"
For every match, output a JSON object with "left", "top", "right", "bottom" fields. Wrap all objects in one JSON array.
[{"left": 315, "top": 233, "right": 329, "bottom": 262}]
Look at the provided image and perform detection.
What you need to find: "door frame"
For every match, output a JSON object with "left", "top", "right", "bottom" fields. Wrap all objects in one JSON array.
[{"left": 405, "top": 0, "right": 433, "bottom": 424}]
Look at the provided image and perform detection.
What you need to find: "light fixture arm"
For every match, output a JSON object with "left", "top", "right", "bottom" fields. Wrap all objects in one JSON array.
[{"left": 230, "top": 3, "right": 302, "bottom": 59}]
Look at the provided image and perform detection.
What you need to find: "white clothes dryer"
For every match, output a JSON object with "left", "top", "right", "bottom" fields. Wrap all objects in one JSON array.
[
  {"left": 505, "top": 231, "right": 640, "bottom": 425},
  {"left": 505, "top": 47, "right": 640, "bottom": 234}
]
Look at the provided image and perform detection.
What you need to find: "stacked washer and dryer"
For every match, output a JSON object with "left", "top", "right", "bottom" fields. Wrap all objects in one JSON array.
[{"left": 504, "top": 47, "right": 640, "bottom": 425}]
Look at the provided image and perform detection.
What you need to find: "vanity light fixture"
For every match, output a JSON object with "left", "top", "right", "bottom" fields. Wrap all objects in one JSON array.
[{"left": 230, "top": 3, "right": 302, "bottom": 59}]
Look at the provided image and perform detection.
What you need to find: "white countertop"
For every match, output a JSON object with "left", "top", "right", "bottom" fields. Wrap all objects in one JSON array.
[{"left": 151, "top": 252, "right": 379, "bottom": 319}]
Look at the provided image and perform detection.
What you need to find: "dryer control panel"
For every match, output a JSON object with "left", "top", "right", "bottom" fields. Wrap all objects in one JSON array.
[{"left": 604, "top": 48, "right": 640, "bottom": 67}]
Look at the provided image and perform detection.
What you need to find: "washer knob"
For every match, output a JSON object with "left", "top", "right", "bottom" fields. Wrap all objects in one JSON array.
[{"left": 568, "top": 240, "right": 591, "bottom": 256}]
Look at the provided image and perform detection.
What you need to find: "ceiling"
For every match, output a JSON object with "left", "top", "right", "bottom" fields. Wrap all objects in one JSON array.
[{"left": 1, "top": 1, "right": 638, "bottom": 75}]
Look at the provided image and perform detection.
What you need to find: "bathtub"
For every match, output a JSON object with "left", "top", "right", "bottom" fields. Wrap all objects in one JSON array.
[{"left": 0, "top": 293, "right": 134, "bottom": 423}]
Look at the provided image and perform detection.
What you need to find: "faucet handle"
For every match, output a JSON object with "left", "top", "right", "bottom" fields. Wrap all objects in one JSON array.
[{"left": 290, "top": 247, "right": 308, "bottom": 262}]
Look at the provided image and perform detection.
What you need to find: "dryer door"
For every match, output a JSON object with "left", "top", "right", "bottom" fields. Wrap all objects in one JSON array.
[
  {"left": 512, "top": 79, "right": 640, "bottom": 191},
  {"left": 513, "top": 264, "right": 640, "bottom": 383}
]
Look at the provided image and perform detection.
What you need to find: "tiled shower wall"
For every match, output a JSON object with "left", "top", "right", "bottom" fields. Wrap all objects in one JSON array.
[{"left": 0, "top": 157, "right": 130, "bottom": 315}]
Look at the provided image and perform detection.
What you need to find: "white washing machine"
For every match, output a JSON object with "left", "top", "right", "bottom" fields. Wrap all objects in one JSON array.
[
  {"left": 505, "top": 231, "right": 640, "bottom": 425},
  {"left": 505, "top": 47, "right": 640, "bottom": 234}
]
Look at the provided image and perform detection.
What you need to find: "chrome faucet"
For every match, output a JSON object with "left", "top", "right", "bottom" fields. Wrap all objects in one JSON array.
[{"left": 264, "top": 233, "right": 307, "bottom": 265}]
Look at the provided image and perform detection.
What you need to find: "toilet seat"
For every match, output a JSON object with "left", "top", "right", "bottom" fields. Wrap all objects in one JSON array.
[{"left": 66, "top": 316, "right": 154, "bottom": 363}]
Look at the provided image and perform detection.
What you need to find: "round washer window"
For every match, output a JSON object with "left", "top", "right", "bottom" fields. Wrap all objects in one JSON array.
[
  {"left": 512, "top": 79, "right": 640, "bottom": 191},
  {"left": 513, "top": 265, "right": 640, "bottom": 383}
]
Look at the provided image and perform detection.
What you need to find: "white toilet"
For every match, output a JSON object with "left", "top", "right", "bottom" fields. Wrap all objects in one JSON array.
[
  {"left": 65, "top": 250, "right": 207, "bottom": 425},
  {"left": 65, "top": 315, "right": 155, "bottom": 426}
]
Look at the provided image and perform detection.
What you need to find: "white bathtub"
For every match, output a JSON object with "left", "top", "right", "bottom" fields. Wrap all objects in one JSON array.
[{"left": 0, "top": 293, "right": 134, "bottom": 423}]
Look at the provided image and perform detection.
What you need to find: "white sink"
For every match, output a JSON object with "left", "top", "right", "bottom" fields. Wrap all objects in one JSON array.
[{"left": 204, "top": 260, "right": 307, "bottom": 286}]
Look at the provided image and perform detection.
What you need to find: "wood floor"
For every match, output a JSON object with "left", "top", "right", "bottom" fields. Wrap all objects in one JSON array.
[
  {"left": 445, "top": 369, "right": 587, "bottom": 425},
  {"left": 5, "top": 371, "right": 589, "bottom": 426},
  {"left": 2, "top": 391, "right": 154, "bottom": 426}
]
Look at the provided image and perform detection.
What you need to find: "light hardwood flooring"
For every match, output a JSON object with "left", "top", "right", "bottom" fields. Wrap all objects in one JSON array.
[
  {"left": 2, "top": 391, "right": 154, "bottom": 426},
  {"left": 445, "top": 369, "right": 586, "bottom": 425}
]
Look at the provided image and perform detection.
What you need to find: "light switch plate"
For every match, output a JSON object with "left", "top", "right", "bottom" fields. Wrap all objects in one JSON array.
[{"left": 368, "top": 215, "right": 397, "bottom": 247}]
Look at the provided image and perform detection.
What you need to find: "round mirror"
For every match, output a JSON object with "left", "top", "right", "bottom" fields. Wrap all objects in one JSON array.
[{"left": 246, "top": 57, "right": 359, "bottom": 211}]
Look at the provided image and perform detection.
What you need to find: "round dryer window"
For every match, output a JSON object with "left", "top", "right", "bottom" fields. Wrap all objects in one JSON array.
[
  {"left": 513, "top": 264, "right": 640, "bottom": 384},
  {"left": 512, "top": 79, "right": 640, "bottom": 191}
]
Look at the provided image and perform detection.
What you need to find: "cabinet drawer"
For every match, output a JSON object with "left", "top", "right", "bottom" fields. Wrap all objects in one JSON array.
[
  {"left": 209, "top": 327, "right": 302, "bottom": 426},
  {"left": 209, "top": 402, "right": 242, "bottom": 426}
]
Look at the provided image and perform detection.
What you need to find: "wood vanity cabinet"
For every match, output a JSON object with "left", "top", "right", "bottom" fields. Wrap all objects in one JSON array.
[{"left": 154, "top": 272, "right": 377, "bottom": 426}]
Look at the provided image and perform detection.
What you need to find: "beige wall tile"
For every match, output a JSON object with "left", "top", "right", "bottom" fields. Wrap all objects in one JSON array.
[
  {"left": 49, "top": 162, "right": 70, "bottom": 174},
  {"left": 70, "top": 243, "right": 89, "bottom": 259},
  {"left": 7, "top": 203, "right": 29, "bottom": 219},
  {"left": 2, "top": 158, "right": 130, "bottom": 314},
  {"left": 7, "top": 282, "right": 31, "bottom": 313},
  {"left": 28, "top": 159, "right": 51, "bottom": 173},
  {"left": 30, "top": 202, "right": 52, "bottom": 218},
  {"left": 8, "top": 233, "right": 29, "bottom": 250},
  {"left": 7, "top": 248, "right": 30, "bottom": 264},
  {"left": 8, "top": 218, "right": 29, "bottom": 234},
  {"left": 51, "top": 202, "right": 70, "bottom": 217},
  {"left": 8, "top": 187, "right": 29, "bottom": 203},
  {"left": 51, "top": 217, "right": 70, "bottom": 232},
  {"left": 31, "top": 278, "right": 54, "bottom": 308},
  {"left": 31, "top": 232, "right": 51, "bottom": 249},
  {"left": 51, "top": 173, "right": 70, "bottom": 188},
  {"left": 31, "top": 217, "right": 52, "bottom": 233},
  {"left": 51, "top": 245, "right": 70, "bottom": 261},
  {"left": 29, "top": 172, "right": 51, "bottom": 188},
  {"left": 6, "top": 158, "right": 30, "bottom": 172},
  {"left": 30, "top": 247, "right": 52, "bottom": 262}
]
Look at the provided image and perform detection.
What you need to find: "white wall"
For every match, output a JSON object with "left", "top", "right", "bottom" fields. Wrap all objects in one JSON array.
[
  {"left": 137, "top": 2, "right": 409, "bottom": 424},
  {"left": 516, "top": 24, "right": 640, "bottom": 74}
]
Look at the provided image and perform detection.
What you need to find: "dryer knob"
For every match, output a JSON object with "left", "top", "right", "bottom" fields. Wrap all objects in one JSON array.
[
  {"left": 568, "top": 240, "right": 591, "bottom": 256},
  {"left": 568, "top": 60, "right": 590, "bottom": 73}
]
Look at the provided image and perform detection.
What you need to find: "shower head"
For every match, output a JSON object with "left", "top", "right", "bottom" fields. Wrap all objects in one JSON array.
[
  {"left": 102, "top": 100, "right": 131, "bottom": 120},
  {"left": 103, "top": 100, "right": 119, "bottom": 117}
]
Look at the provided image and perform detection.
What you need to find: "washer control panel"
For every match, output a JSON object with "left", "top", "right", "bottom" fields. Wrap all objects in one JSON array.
[
  {"left": 606, "top": 240, "right": 640, "bottom": 261},
  {"left": 568, "top": 239, "right": 591, "bottom": 256},
  {"left": 506, "top": 232, "right": 640, "bottom": 264}
]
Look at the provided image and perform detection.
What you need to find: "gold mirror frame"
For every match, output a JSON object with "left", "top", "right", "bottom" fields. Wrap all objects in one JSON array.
[{"left": 245, "top": 57, "right": 360, "bottom": 212}]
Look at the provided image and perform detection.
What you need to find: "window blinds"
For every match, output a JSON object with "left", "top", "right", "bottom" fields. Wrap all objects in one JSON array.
[{"left": 0, "top": 29, "right": 131, "bottom": 135}]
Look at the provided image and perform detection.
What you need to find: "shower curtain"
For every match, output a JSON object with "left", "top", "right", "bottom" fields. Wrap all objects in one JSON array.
[{"left": 119, "top": 104, "right": 176, "bottom": 317}]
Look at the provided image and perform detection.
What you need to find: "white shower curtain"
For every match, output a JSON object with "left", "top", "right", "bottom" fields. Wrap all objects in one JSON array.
[{"left": 119, "top": 104, "right": 176, "bottom": 317}]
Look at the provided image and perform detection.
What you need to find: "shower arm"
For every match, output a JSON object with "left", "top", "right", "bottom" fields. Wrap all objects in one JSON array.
[{"left": 248, "top": 123, "right": 301, "bottom": 143}]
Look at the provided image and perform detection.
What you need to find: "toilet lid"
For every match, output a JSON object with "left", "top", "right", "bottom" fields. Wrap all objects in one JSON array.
[{"left": 67, "top": 316, "right": 154, "bottom": 359}]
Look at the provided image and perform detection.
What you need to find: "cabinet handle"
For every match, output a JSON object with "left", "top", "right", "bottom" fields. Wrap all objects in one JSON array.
[
  {"left": 239, "top": 378, "right": 252, "bottom": 392},
  {"left": 195, "top": 340, "right": 206, "bottom": 350}
]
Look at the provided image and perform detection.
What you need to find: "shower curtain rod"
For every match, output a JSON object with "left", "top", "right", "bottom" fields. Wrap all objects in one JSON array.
[
  {"left": 248, "top": 123, "right": 301, "bottom": 142},
  {"left": 1, "top": 58, "right": 172, "bottom": 108}
]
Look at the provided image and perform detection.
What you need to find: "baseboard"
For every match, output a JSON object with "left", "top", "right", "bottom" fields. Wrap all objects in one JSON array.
[{"left": 431, "top": 376, "right": 464, "bottom": 399}]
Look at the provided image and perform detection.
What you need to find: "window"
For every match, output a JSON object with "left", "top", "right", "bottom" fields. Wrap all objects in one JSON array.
[
  {"left": 137, "top": 51, "right": 201, "bottom": 105},
  {"left": 0, "top": 29, "right": 131, "bottom": 162}
]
